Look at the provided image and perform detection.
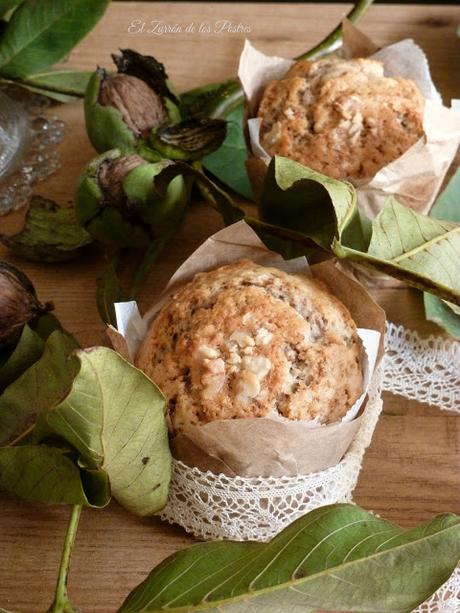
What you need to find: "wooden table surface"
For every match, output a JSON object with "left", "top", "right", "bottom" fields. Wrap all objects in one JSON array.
[{"left": 1, "top": 3, "right": 459, "bottom": 612}]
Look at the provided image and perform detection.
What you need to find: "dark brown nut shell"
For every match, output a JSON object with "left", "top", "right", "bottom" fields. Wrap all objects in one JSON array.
[
  {"left": 0, "top": 261, "right": 53, "bottom": 348},
  {"left": 98, "top": 73, "right": 168, "bottom": 137}
]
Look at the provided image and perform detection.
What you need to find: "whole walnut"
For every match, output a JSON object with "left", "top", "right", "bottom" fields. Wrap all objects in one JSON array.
[
  {"left": 98, "top": 73, "right": 168, "bottom": 137},
  {"left": 0, "top": 261, "right": 53, "bottom": 348}
]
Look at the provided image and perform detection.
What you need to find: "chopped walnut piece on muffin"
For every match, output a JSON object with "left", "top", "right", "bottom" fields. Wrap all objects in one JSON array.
[
  {"left": 136, "top": 260, "right": 363, "bottom": 434},
  {"left": 257, "top": 56, "right": 425, "bottom": 180}
]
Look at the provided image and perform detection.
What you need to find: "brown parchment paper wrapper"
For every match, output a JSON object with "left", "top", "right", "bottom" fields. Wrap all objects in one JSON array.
[
  {"left": 172, "top": 417, "right": 364, "bottom": 477},
  {"left": 239, "top": 24, "right": 460, "bottom": 218},
  {"left": 110, "top": 221, "right": 385, "bottom": 478}
]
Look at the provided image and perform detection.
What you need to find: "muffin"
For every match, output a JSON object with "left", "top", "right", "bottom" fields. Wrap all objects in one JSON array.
[
  {"left": 257, "top": 56, "right": 425, "bottom": 180},
  {"left": 136, "top": 260, "right": 363, "bottom": 434}
]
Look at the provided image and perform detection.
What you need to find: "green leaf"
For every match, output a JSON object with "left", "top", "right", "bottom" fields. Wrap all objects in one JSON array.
[
  {"left": 0, "top": 75, "right": 80, "bottom": 102},
  {"left": 260, "top": 156, "right": 366, "bottom": 251},
  {"left": 96, "top": 254, "right": 128, "bottom": 327},
  {"left": 0, "top": 329, "right": 79, "bottom": 446},
  {"left": 47, "top": 347, "right": 172, "bottom": 515},
  {"left": 180, "top": 79, "right": 243, "bottom": 121},
  {"left": 0, "top": 197, "right": 92, "bottom": 263},
  {"left": 0, "top": 324, "right": 44, "bottom": 392},
  {"left": 119, "top": 504, "right": 460, "bottom": 613},
  {"left": 0, "top": 0, "right": 109, "bottom": 78},
  {"left": 256, "top": 157, "right": 460, "bottom": 306},
  {"left": 31, "top": 312, "right": 63, "bottom": 341},
  {"left": 0, "top": 337, "right": 170, "bottom": 511},
  {"left": 423, "top": 168, "right": 460, "bottom": 336},
  {"left": 337, "top": 197, "right": 460, "bottom": 304},
  {"left": 0, "top": 0, "right": 22, "bottom": 20},
  {"left": 247, "top": 217, "right": 329, "bottom": 260},
  {"left": 202, "top": 105, "right": 253, "bottom": 200},
  {"left": 18, "top": 69, "right": 92, "bottom": 96},
  {"left": 0, "top": 312, "right": 63, "bottom": 394},
  {"left": 430, "top": 168, "right": 460, "bottom": 223},
  {"left": 424, "top": 294, "right": 460, "bottom": 340},
  {"left": 0, "top": 69, "right": 92, "bottom": 104},
  {"left": 0, "top": 445, "right": 109, "bottom": 507},
  {"left": 367, "top": 197, "right": 458, "bottom": 261}
]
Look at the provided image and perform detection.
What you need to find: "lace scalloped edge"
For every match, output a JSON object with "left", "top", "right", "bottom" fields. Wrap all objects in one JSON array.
[{"left": 383, "top": 322, "right": 459, "bottom": 413}]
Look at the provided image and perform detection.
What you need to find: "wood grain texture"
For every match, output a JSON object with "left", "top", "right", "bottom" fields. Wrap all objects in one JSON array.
[{"left": 0, "top": 3, "right": 459, "bottom": 612}]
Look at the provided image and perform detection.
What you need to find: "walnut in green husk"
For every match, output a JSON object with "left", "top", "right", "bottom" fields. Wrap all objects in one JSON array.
[
  {"left": 74, "top": 149, "right": 187, "bottom": 249},
  {"left": 84, "top": 48, "right": 226, "bottom": 160},
  {"left": 85, "top": 48, "right": 181, "bottom": 153}
]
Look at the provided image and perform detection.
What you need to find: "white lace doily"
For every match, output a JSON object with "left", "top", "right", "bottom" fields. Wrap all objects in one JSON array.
[
  {"left": 384, "top": 322, "right": 459, "bottom": 413},
  {"left": 159, "top": 323, "right": 459, "bottom": 611}
]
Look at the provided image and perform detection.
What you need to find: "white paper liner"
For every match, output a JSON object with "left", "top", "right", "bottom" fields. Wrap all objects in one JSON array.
[
  {"left": 239, "top": 38, "right": 460, "bottom": 217},
  {"left": 114, "top": 302, "right": 147, "bottom": 359}
]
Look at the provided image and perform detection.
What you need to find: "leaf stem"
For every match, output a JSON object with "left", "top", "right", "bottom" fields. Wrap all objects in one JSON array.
[
  {"left": 6, "top": 424, "right": 36, "bottom": 447},
  {"left": 208, "top": 81, "right": 244, "bottom": 119},
  {"left": 295, "top": 0, "right": 375, "bottom": 60},
  {"left": 129, "top": 235, "right": 172, "bottom": 299},
  {"left": 0, "top": 76, "right": 85, "bottom": 97},
  {"left": 47, "top": 505, "right": 82, "bottom": 613},
  {"left": 183, "top": 0, "right": 375, "bottom": 120},
  {"left": 96, "top": 250, "right": 126, "bottom": 326}
]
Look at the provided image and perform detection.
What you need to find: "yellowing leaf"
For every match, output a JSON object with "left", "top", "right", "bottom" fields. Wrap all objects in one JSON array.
[
  {"left": 47, "top": 347, "right": 171, "bottom": 515},
  {"left": 343, "top": 197, "right": 460, "bottom": 303}
]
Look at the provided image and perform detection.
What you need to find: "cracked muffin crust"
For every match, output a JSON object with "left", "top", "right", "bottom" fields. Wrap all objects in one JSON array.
[
  {"left": 257, "top": 56, "right": 425, "bottom": 180},
  {"left": 136, "top": 260, "right": 363, "bottom": 433}
]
